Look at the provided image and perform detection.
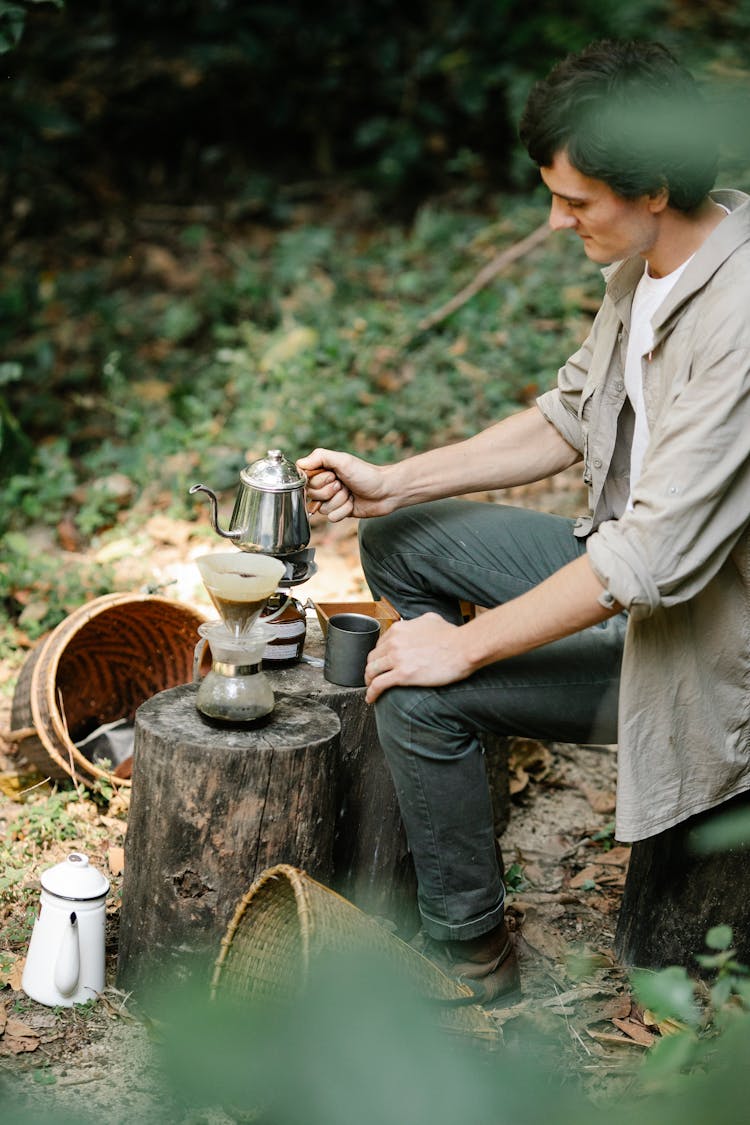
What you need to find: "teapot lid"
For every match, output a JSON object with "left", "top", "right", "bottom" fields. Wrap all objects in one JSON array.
[
  {"left": 240, "top": 449, "right": 306, "bottom": 493},
  {"left": 40, "top": 852, "right": 110, "bottom": 900}
]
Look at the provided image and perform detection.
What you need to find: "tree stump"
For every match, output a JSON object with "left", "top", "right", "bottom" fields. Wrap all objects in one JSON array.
[
  {"left": 615, "top": 789, "right": 750, "bottom": 970},
  {"left": 117, "top": 685, "right": 340, "bottom": 995}
]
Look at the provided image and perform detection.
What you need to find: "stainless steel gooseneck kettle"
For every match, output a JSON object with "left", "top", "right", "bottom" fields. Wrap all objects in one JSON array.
[{"left": 189, "top": 448, "right": 310, "bottom": 556}]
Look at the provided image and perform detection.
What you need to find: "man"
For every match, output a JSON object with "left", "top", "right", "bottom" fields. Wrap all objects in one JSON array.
[{"left": 298, "top": 39, "right": 750, "bottom": 1003}]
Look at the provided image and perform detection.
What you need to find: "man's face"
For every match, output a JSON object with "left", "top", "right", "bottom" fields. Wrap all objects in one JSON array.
[{"left": 540, "top": 149, "right": 661, "bottom": 265}]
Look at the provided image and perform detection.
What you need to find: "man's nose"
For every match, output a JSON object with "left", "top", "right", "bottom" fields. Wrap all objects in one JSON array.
[{"left": 548, "top": 198, "right": 577, "bottom": 231}]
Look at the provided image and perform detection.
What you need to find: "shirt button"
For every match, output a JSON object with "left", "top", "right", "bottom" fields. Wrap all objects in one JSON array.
[
  {"left": 614, "top": 381, "right": 624, "bottom": 391},
  {"left": 593, "top": 458, "right": 602, "bottom": 469}
]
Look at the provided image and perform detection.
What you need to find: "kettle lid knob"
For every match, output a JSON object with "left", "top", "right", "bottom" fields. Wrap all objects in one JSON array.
[{"left": 241, "top": 448, "right": 306, "bottom": 492}]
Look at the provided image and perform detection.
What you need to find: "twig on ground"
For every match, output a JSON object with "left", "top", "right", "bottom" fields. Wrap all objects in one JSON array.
[{"left": 412, "top": 221, "right": 551, "bottom": 339}]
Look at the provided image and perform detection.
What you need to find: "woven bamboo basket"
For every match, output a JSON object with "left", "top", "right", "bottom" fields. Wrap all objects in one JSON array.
[
  {"left": 211, "top": 864, "right": 500, "bottom": 1043},
  {"left": 9, "top": 592, "right": 206, "bottom": 788}
]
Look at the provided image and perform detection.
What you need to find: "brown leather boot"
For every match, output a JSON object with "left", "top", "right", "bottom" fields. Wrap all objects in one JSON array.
[{"left": 416, "top": 920, "right": 521, "bottom": 1005}]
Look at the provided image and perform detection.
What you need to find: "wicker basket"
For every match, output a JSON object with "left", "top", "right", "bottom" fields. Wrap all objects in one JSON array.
[
  {"left": 10, "top": 593, "right": 206, "bottom": 787},
  {"left": 211, "top": 864, "right": 500, "bottom": 1043}
]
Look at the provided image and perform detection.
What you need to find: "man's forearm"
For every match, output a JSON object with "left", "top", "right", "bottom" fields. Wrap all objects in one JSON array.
[
  {"left": 385, "top": 406, "right": 581, "bottom": 509},
  {"left": 461, "top": 553, "right": 620, "bottom": 672}
]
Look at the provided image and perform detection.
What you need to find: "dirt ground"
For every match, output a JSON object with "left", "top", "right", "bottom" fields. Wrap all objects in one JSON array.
[{"left": 0, "top": 479, "right": 653, "bottom": 1121}]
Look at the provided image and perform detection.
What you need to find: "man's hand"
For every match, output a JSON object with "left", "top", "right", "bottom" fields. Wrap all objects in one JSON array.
[
  {"left": 297, "top": 448, "right": 396, "bottom": 522},
  {"left": 363, "top": 613, "right": 471, "bottom": 704}
]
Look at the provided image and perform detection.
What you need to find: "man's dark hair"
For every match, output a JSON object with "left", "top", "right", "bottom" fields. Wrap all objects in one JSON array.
[{"left": 518, "top": 39, "right": 718, "bottom": 211}]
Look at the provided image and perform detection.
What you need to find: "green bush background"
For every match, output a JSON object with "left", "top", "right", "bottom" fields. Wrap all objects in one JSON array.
[{"left": 1, "top": 0, "right": 749, "bottom": 634}]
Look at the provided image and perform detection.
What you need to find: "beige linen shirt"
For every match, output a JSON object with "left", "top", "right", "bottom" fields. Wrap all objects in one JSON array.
[{"left": 536, "top": 190, "right": 750, "bottom": 841}]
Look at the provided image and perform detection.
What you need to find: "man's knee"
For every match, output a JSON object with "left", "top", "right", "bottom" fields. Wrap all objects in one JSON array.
[
  {"left": 358, "top": 509, "right": 408, "bottom": 564},
  {"left": 374, "top": 684, "right": 469, "bottom": 763}
]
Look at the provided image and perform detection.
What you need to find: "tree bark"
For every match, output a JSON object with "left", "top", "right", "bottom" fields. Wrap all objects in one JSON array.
[
  {"left": 615, "top": 790, "right": 750, "bottom": 970},
  {"left": 117, "top": 685, "right": 340, "bottom": 994}
]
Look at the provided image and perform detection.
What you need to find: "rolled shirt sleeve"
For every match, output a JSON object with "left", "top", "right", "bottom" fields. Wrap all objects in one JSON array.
[
  {"left": 535, "top": 334, "right": 593, "bottom": 456},
  {"left": 588, "top": 335, "right": 750, "bottom": 619}
]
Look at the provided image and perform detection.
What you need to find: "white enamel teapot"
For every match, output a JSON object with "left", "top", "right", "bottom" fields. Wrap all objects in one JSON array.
[{"left": 22, "top": 852, "right": 110, "bottom": 1007}]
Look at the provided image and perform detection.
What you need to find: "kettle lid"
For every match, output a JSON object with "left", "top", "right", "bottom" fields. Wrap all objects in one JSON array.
[
  {"left": 240, "top": 449, "right": 306, "bottom": 493},
  {"left": 40, "top": 852, "right": 110, "bottom": 900}
]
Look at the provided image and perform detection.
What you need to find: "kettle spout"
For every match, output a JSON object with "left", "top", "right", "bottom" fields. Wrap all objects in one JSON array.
[
  {"left": 53, "top": 911, "right": 81, "bottom": 998},
  {"left": 189, "top": 484, "right": 242, "bottom": 541}
]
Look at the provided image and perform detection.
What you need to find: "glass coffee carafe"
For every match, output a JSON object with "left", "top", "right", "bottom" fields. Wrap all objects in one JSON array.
[{"left": 193, "top": 552, "right": 287, "bottom": 723}]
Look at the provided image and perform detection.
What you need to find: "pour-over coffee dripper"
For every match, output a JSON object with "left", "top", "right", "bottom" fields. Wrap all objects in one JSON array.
[
  {"left": 196, "top": 552, "right": 287, "bottom": 635},
  {"left": 193, "top": 552, "right": 286, "bottom": 722}
]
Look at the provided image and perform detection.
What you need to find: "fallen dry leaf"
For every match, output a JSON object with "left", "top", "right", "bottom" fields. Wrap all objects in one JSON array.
[
  {"left": 578, "top": 783, "right": 616, "bottom": 814},
  {"left": 509, "top": 766, "right": 530, "bottom": 796},
  {"left": 98, "top": 814, "right": 127, "bottom": 834},
  {"left": 643, "top": 1008, "right": 688, "bottom": 1037},
  {"left": 1, "top": 1017, "right": 40, "bottom": 1055},
  {"left": 9, "top": 957, "right": 25, "bottom": 992},
  {"left": 587, "top": 1028, "right": 648, "bottom": 1049},
  {"left": 509, "top": 738, "right": 554, "bottom": 778},
  {"left": 592, "top": 845, "right": 631, "bottom": 866},
  {"left": 612, "top": 1016, "right": 656, "bottom": 1047},
  {"left": 508, "top": 738, "right": 554, "bottom": 796},
  {"left": 56, "top": 516, "right": 82, "bottom": 552},
  {"left": 518, "top": 919, "right": 568, "bottom": 964},
  {"left": 569, "top": 865, "right": 599, "bottom": 889},
  {"left": 587, "top": 992, "right": 633, "bottom": 1023},
  {"left": 108, "top": 846, "right": 125, "bottom": 876},
  {"left": 595, "top": 869, "right": 627, "bottom": 888}
]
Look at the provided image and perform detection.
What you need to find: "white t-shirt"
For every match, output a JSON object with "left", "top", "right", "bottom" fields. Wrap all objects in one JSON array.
[
  {"left": 625, "top": 207, "right": 730, "bottom": 509},
  {"left": 624, "top": 260, "right": 691, "bottom": 508}
]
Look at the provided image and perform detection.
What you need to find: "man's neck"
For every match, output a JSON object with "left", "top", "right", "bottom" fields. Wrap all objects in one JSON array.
[{"left": 645, "top": 196, "right": 727, "bottom": 278}]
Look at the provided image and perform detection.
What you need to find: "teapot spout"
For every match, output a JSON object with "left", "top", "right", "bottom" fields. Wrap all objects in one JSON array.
[
  {"left": 53, "top": 911, "right": 81, "bottom": 998},
  {"left": 189, "top": 484, "right": 242, "bottom": 541}
]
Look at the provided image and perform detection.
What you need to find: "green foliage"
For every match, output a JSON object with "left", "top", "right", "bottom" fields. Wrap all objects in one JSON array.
[
  {"left": 0, "top": 529, "right": 114, "bottom": 637},
  {"left": 153, "top": 951, "right": 610, "bottom": 1125},
  {"left": 633, "top": 964, "right": 702, "bottom": 1028},
  {"left": 690, "top": 805, "right": 750, "bottom": 853},
  {"left": 6, "top": 0, "right": 750, "bottom": 228},
  {"left": 631, "top": 926, "right": 750, "bottom": 1097},
  {"left": 0, "top": 0, "right": 61, "bottom": 54},
  {"left": 504, "top": 860, "right": 529, "bottom": 891},
  {"left": 8, "top": 788, "right": 82, "bottom": 847},
  {"left": 0, "top": 194, "right": 603, "bottom": 558},
  {"left": 0, "top": 362, "right": 33, "bottom": 477}
]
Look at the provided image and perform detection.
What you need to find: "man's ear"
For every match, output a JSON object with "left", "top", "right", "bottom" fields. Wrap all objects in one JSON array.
[{"left": 648, "top": 183, "right": 670, "bottom": 213}]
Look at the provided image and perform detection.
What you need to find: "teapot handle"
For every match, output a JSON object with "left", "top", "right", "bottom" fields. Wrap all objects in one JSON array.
[{"left": 53, "top": 912, "right": 81, "bottom": 998}]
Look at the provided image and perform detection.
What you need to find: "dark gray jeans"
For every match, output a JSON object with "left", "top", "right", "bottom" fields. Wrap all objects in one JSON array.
[{"left": 358, "top": 500, "right": 627, "bottom": 941}]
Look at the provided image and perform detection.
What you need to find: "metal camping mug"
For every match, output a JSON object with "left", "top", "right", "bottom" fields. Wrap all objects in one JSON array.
[{"left": 323, "top": 613, "right": 381, "bottom": 688}]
